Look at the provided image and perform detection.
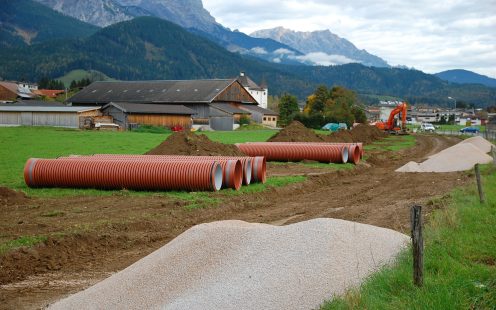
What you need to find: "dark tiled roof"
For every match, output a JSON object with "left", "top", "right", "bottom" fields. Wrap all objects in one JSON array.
[
  {"left": 236, "top": 74, "right": 265, "bottom": 91},
  {"left": 239, "top": 104, "right": 278, "bottom": 116},
  {"left": 209, "top": 106, "right": 231, "bottom": 117},
  {"left": 211, "top": 103, "right": 251, "bottom": 115},
  {"left": 68, "top": 79, "right": 237, "bottom": 104},
  {"left": 0, "top": 101, "right": 65, "bottom": 107},
  {"left": 103, "top": 102, "right": 195, "bottom": 115}
]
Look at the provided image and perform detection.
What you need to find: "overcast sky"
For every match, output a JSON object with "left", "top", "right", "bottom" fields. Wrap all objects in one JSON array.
[{"left": 203, "top": 0, "right": 496, "bottom": 78}]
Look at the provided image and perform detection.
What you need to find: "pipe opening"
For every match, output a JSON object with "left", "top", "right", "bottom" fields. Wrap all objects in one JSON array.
[
  {"left": 341, "top": 147, "right": 349, "bottom": 163},
  {"left": 213, "top": 163, "right": 223, "bottom": 191},
  {"left": 244, "top": 159, "right": 252, "bottom": 185}
]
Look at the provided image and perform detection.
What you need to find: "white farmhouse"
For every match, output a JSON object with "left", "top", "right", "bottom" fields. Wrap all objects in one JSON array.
[{"left": 237, "top": 72, "right": 268, "bottom": 109}]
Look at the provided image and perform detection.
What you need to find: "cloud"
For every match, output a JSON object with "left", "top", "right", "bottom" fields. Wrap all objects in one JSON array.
[
  {"left": 273, "top": 48, "right": 295, "bottom": 55},
  {"left": 289, "top": 52, "right": 357, "bottom": 66},
  {"left": 250, "top": 47, "right": 268, "bottom": 54},
  {"left": 203, "top": 0, "right": 496, "bottom": 77}
]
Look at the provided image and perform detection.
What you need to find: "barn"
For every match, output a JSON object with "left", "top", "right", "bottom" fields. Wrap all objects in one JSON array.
[
  {"left": 68, "top": 79, "right": 259, "bottom": 130},
  {"left": 0, "top": 102, "right": 101, "bottom": 128},
  {"left": 102, "top": 102, "right": 195, "bottom": 129}
]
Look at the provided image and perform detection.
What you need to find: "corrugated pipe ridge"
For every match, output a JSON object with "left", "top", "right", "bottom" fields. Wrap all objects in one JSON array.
[
  {"left": 67, "top": 155, "right": 243, "bottom": 190},
  {"left": 236, "top": 143, "right": 348, "bottom": 164},
  {"left": 244, "top": 142, "right": 363, "bottom": 164},
  {"left": 24, "top": 158, "right": 223, "bottom": 191},
  {"left": 89, "top": 154, "right": 265, "bottom": 185}
]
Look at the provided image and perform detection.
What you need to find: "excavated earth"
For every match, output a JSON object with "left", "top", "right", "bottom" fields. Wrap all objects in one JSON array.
[{"left": 0, "top": 132, "right": 467, "bottom": 309}]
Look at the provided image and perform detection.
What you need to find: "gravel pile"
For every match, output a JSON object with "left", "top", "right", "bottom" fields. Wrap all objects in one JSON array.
[
  {"left": 396, "top": 136, "right": 494, "bottom": 173},
  {"left": 50, "top": 219, "right": 408, "bottom": 310}
]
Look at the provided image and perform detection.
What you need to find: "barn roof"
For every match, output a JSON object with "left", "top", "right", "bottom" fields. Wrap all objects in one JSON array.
[
  {"left": 0, "top": 105, "right": 100, "bottom": 113},
  {"left": 68, "top": 79, "right": 240, "bottom": 104},
  {"left": 237, "top": 74, "right": 265, "bottom": 91},
  {"left": 103, "top": 102, "right": 195, "bottom": 115},
  {"left": 239, "top": 104, "right": 278, "bottom": 116},
  {"left": 211, "top": 103, "right": 251, "bottom": 115}
]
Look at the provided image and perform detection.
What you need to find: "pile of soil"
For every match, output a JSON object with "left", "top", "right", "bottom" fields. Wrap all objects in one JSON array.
[
  {"left": 268, "top": 121, "right": 324, "bottom": 142},
  {"left": 349, "top": 124, "right": 387, "bottom": 144},
  {"left": 323, "top": 130, "right": 354, "bottom": 143},
  {"left": 0, "top": 187, "right": 28, "bottom": 205},
  {"left": 146, "top": 131, "right": 244, "bottom": 156},
  {"left": 269, "top": 121, "right": 386, "bottom": 144}
]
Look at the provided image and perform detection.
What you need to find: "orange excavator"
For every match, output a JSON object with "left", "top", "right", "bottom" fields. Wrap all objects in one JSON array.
[{"left": 375, "top": 102, "right": 408, "bottom": 134}]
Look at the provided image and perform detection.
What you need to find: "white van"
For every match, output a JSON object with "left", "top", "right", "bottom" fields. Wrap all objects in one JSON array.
[{"left": 420, "top": 123, "right": 435, "bottom": 132}]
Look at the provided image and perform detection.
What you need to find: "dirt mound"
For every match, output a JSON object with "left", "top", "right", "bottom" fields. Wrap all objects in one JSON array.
[
  {"left": 322, "top": 130, "right": 354, "bottom": 143},
  {"left": 146, "top": 131, "right": 244, "bottom": 156},
  {"left": 349, "top": 124, "right": 387, "bottom": 144},
  {"left": 0, "top": 187, "right": 28, "bottom": 205},
  {"left": 268, "top": 121, "right": 324, "bottom": 142}
]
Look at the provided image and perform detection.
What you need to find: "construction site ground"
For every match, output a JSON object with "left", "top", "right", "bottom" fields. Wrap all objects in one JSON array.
[{"left": 0, "top": 134, "right": 469, "bottom": 309}]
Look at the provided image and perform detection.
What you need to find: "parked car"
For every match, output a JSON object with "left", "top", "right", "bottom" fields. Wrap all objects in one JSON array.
[
  {"left": 459, "top": 126, "right": 480, "bottom": 134},
  {"left": 420, "top": 123, "right": 435, "bottom": 132}
]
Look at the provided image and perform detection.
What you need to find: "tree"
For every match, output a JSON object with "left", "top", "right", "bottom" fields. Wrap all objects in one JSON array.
[
  {"left": 311, "top": 85, "right": 329, "bottom": 114},
  {"left": 278, "top": 93, "right": 299, "bottom": 126}
]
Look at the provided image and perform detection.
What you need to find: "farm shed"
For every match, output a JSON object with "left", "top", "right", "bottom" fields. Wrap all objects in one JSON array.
[
  {"left": 238, "top": 105, "right": 278, "bottom": 127},
  {"left": 102, "top": 102, "right": 195, "bottom": 129},
  {"left": 0, "top": 104, "right": 101, "bottom": 128},
  {"left": 210, "top": 103, "right": 251, "bottom": 123},
  {"left": 68, "top": 79, "right": 259, "bottom": 130}
]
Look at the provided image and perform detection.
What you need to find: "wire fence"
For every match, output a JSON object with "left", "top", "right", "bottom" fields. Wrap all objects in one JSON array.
[{"left": 436, "top": 129, "right": 496, "bottom": 142}]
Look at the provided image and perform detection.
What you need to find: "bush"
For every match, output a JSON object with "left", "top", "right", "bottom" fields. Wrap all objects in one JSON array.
[
  {"left": 239, "top": 115, "right": 251, "bottom": 126},
  {"left": 131, "top": 124, "right": 172, "bottom": 134}
]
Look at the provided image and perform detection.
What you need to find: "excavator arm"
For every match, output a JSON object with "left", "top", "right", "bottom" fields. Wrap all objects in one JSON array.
[{"left": 385, "top": 102, "right": 407, "bottom": 130}]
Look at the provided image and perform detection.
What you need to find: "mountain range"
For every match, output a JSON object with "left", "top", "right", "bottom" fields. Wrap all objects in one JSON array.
[
  {"left": 0, "top": 12, "right": 494, "bottom": 107},
  {"left": 435, "top": 69, "right": 496, "bottom": 88},
  {"left": 0, "top": 0, "right": 494, "bottom": 107},
  {"left": 251, "top": 27, "right": 389, "bottom": 68},
  {"left": 32, "top": 0, "right": 304, "bottom": 65}
]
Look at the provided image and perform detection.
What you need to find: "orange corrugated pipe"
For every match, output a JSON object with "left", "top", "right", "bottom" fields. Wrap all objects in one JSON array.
[
  {"left": 24, "top": 158, "right": 223, "bottom": 191},
  {"left": 59, "top": 156, "right": 243, "bottom": 190},
  {"left": 236, "top": 143, "right": 348, "bottom": 163},
  {"left": 250, "top": 142, "right": 362, "bottom": 164},
  {"left": 88, "top": 154, "right": 266, "bottom": 185}
]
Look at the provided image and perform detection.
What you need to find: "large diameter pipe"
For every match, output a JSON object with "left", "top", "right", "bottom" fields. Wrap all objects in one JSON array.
[
  {"left": 24, "top": 158, "right": 223, "bottom": 191},
  {"left": 246, "top": 142, "right": 362, "bottom": 164},
  {"left": 236, "top": 143, "right": 348, "bottom": 164},
  {"left": 59, "top": 156, "right": 242, "bottom": 190},
  {"left": 90, "top": 154, "right": 264, "bottom": 185}
]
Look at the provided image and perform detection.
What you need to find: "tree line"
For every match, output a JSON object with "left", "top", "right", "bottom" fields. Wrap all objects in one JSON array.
[{"left": 278, "top": 85, "right": 367, "bottom": 128}]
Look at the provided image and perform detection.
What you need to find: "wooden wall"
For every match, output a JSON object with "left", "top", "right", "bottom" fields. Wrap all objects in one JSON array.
[
  {"left": 213, "top": 82, "right": 256, "bottom": 104},
  {"left": 0, "top": 85, "right": 17, "bottom": 102},
  {"left": 128, "top": 114, "right": 192, "bottom": 128}
]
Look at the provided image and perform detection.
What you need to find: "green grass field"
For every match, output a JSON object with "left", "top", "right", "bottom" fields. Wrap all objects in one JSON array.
[
  {"left": 56, "top": 69, "right": 115, "bottom": 87},
  {"left": 322, "top": 165, "right": 496, "bottom": 309}
]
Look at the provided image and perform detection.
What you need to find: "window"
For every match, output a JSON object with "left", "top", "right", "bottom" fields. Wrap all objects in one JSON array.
[
  {"left": 272, "top": 117, "right": 276, "bottom": 121},
  {"left": 263, "top": 117, "right": 267, "bottom": 121}
]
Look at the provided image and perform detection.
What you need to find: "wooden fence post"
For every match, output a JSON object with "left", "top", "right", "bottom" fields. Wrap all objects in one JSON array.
[
  {"left": 474, "top": 164, "right": 486, "bottom": 203},
  {"left": 411, "top": 205, "right": 423, "bottom": 287},
  {"left": 492, "top": 146, "right": 496, "bottom": 166}
]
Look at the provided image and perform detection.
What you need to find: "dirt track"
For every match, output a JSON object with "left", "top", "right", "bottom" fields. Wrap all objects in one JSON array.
[{"left": 0, "top": 134, "right": 468, "bottom": 309}]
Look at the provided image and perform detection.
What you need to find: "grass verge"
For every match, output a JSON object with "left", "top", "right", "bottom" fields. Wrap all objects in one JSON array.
[
  {"left": 322, "top": 165, "right": 496, "bottom": 309},
  {"left": 364, "top": 135, "right": 416, "bottom": 152},
  {"left": 0, "top": 235, "right": 48, "bottom": 255}
]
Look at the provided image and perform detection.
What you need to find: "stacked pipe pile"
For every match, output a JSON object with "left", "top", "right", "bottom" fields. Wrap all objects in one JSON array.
[
  {"left": 90, "top": 155, "right": 266, "bottom": 185},
  {"left": 236, "top": 142, "right": 364, "bottom": 164},
  {"left": 24, "top": 155, "right": 266, "bottom": 192}
]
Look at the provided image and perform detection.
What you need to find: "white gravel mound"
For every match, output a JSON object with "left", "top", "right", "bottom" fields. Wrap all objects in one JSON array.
[
  {"left": 460, "top": 136, "right": 495, "bottom": 153},
  {"left": 49, "top": 219, "right": 409, "bottom": 310},
  {"left": 397, "top": 136, "right": 494, "bottom": 173},
  {"left": 395, "top": 161, "right": 423, "bottom": 172}
]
